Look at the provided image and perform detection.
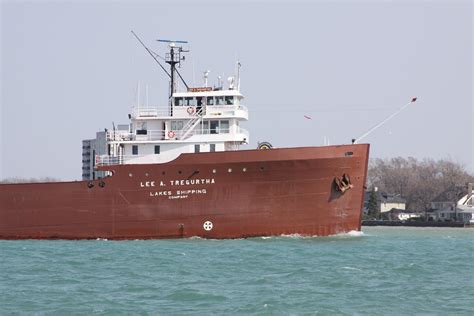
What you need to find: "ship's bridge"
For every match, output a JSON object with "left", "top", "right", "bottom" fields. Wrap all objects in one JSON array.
[
  {"left": 171, "top": 88, "right": 247, "bottom": 120},
  {"left": 130, "top": 88, "right": 247, "bottom": 120},
  {"left": 87, "top": 38, "right": 250, "bottom": 171}
]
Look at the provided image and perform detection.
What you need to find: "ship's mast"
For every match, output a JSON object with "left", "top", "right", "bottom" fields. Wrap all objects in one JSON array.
[
  {"left": 158, "top": 39, "right": 189, "bottom": 115},
  {"left": 166, "top": 44, "right": 178, "bottom": 97}
]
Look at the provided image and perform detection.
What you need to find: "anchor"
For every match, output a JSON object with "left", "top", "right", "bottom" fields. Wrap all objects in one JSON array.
[{"left": 334, "top": 173, "right": 353, "bottom": 193}]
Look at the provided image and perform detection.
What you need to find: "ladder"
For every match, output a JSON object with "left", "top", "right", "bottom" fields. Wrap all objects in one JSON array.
[{"left": 179, "top": 107, "right": 204, "bottom": 140}]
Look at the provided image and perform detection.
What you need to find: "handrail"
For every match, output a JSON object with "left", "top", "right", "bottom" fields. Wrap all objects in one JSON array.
[
  {"left": 131, "top": 104, "right": 248, "bottom": 118},
  {"left": 106, "top": 127, "right": 248, "bottom": 142},
  {"left": 96, "top": 155, "right": 147, "bottom": 166},
  {"left": 132, "top": 107, "right": 169, "bottom": 118}
]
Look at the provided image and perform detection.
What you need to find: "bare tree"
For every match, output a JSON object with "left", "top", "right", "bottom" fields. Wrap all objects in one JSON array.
[
  {"left": 0, "top": 177, "right": 59, "bottom": 184},
  {"left": 368, "top": 157, "right": 473, "bottom": 211}
]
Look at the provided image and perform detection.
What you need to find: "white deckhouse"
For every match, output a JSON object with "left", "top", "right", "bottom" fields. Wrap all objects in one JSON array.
[{"left": 82, "top": 37, "right": 249, "bottom": 180}]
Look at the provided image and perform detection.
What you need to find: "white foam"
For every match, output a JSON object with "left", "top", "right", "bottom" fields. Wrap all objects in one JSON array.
[
  {"left": 96, "top": 238, "right": 108, "bottom": 241},
  {"left": 333, "top": 230, "right": 365, "bottom": 238},
  {"left": 188, "top": 236, "right": 203, "bottom": 240},
  {"left": 343, "top": 266, "right": 362, "bottom": 271},
  {"left": 280, "top": 233, "right": 304, "bottom": 238}
]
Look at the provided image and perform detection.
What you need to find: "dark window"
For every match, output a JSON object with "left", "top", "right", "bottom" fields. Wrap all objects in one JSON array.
[
  {"left": 207, "top": 97, "right": 214, "bottom": 105},
  {"left": 185, "top": 97, "right": 196, "bottom": 106},
  {"left": 174, "top": 97, "right": 184, "bottom": 106},
  {"left": 210, "top": 144, "right": 216, "bottom": 152},
  {"left": 225, "top": 96, "right": 234, "bottom": 105},
  {"left": 154, "top": 145, "right": 160, "bottom": 154},
  {"left": 210, "top": 120, "right": 219, "bottom": 134},
  {"left": 136, "top": 129, "right": 147, "bottom": 135},
  {"left": 215, "top": 96, "right": 224, "bottom": 105},
  {"left": 195, "top": 144, "right": 200, "bottom": 153},
  {"left": 132, "top": 145, "right": 138, "bottom": 155},
  {"left": 196, "top": 97, "right": 203, "bottom": 107}
]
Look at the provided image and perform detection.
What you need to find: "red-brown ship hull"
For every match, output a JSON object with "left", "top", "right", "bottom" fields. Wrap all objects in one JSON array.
[{"left": 0, "top": 144, "right": 369, "bottom": 239}]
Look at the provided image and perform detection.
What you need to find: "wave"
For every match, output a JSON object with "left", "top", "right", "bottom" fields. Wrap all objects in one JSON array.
[{"left": 335, "top": 230, "right": 365, "bottom": 237}]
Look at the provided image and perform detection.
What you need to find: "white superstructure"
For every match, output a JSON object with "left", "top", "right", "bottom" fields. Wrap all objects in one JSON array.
[{"left": 82, "top": 38, "right": 249, "bottom": 180}]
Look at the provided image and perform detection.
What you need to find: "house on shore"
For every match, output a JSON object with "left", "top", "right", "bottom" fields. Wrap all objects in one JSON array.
[
  {"left": 363, "top": 188, "right": 417, "bottom": 220},
  {"left": 426, "top": 183, "right": 473, "bottom": 223}
]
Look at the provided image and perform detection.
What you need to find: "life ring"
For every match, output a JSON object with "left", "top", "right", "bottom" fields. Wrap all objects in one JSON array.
[
  {"left": 168, "top": 130, "right": 175, "bottom": 138},
  {"left": 187, "top": 106, "right": 195, "bottom": 115}
]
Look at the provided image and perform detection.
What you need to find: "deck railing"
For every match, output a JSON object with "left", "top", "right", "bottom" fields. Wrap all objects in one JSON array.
[
  {"left": 130, "top": 105, "right": 248, "bottom": 118},
  {"left": 106, "top": 127, "right": 248, "bottom": 142},
  {"left": 96, "top": 155, "right": 146, "bottom": 166}
]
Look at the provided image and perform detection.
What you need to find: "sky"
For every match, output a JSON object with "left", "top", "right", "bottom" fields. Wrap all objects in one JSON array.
[{"left": 1, "top": 0, "right": 473, "bottom": 180}]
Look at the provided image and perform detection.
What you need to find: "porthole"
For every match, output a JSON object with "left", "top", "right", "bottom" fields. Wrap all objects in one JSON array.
[
  {"left": 260, "top": 166, "right": 265, "bottom": 171},
  {"left": 178, "top": 170, "right": 182, "bottom": 174},
  {"left": 129, "top": 173, "right": 133, "bottom": 177},
  {"left": 162, "top": 171, "right": 166, "bottom": 175},
  {"left": 145, "top": 172, "right": 149, "bottom": 177},
  {"left": 212, "top": 169, "right": 217, "bottom": 174},
  {"left": 242, "top": 167, "right": 247, "bottom": 172},
  {"left": 345, "top": 152, "right": 354, "bottom": 157},
  {"left": 228, "top": 168, "right": 232, "bottom": 173}
]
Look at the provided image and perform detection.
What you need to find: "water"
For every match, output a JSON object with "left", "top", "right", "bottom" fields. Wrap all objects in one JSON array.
[{"left": 1, "top": 227, "right": 473, "bottom": 315}]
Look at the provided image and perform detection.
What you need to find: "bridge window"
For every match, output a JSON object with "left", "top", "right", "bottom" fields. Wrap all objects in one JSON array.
[
  {"left": 195, "top": 144, "right": 200, "bottom": 153},
  {"left": 196, "top": 97, "right": 203, "bottom": 108},
  {"left": 185, "top": 97, "right": 196, "bottom": 106},
  {"left": 174, "top": 97, "right": 184, "bottom": 106},
  {"left": 206, "top": 97, "right": 214, "bottom": 105},
  {"left": 225, "top": 96, "right": 234, "bottom": 105},
  {"left": 210, "top": 144, "right": 216, "bottom": 152},
  {"left": 132, "top": 145, "right": 138, "bottom": 155},
  {"left": 215, "top": 96, "right": 224, "bottom": 105}
]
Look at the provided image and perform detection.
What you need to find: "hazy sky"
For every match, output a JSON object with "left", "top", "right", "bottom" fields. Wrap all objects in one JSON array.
[{"left": 1, "top": 0, "right": 473, "bottom": 180}]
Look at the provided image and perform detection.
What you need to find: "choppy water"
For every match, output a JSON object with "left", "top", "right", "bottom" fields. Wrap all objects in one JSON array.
[{"left": 1, "top": 227, "right": 473, "bottom": 315}]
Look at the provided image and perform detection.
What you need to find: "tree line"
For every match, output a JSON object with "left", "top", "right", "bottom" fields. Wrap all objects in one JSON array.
[
  {"left": 368, "top": 157, "right": 474, "bottom": 211},
  {"left": 0, "top": 177, "right": 59, "bottom": 184}
]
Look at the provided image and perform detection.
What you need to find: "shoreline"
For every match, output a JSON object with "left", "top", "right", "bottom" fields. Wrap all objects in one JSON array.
[{"left": 362, "top": 220, "right": 472, "bottom": 228}]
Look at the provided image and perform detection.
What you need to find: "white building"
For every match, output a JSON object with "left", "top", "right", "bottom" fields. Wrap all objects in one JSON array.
[{"left": 428, "top": 183, "right": 473, "bottom": 223}]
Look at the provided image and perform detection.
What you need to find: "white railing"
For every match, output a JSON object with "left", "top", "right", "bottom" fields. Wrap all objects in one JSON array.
[
  {"left": 107, "top": 127, "right": 248, "bottom": 142},
  {"left": 96, "top": 155, "right": 146, "bottom": 166},
  {"left": 131, "top": 105, "right": 248, "bottom": 119},
  {"left": 205, "top": 105, "right": 248, "bottom": 117},
  {"left": 132, "top": 107, "right": 170, "bottom": 118}
]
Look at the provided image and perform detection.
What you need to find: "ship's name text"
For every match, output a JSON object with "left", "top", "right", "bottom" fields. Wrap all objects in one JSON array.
[{"left": 140, "top": 178, "right": 215, "bottom": 188}]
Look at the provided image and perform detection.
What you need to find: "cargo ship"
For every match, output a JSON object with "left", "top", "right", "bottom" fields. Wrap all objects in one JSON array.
[{"left": 0, "top": 36, "right": 369, "bottom": 239}]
